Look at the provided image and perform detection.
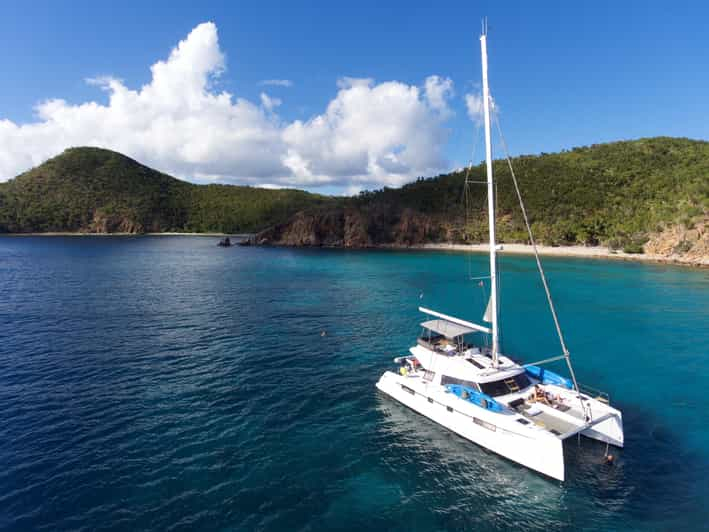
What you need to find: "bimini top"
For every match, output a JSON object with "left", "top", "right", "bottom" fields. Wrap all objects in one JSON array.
[{"left": 421, "top": 319, "right": 478, "bottom": 339}]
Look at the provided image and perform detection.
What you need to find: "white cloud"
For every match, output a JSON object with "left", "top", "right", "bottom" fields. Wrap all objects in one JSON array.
[
  {"left": 259, "top": 79, "right": 293, "bottom": 87},
  {"left": 0, "top": 21, "right": 455, "bottom": 192},
  {"left": 84, "top": 76, "right": 122, "bottom": 89},
  {"left": 260, "top": 92, "right": 282, "bottom": 112},
  {"left": 424, "top": 75, "right": 454, "bottom": 117},
  {"left": 465, "top": 92, "right": 484, "bottom": 124},
  {"left": 336, "top": 77, "right": 373, "bottom": 90},
  {"left": 282, "top": 76, "right": 453, "bottom": 188}
]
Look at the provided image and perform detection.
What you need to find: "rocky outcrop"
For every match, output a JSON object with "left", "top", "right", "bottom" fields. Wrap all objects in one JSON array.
[
  {"left": 88, "top": 209, "right": 144, "bottom": 234},
  {"left": 253, "top": 210, "right": 345, "bottom": 246},
  {"left": 250, "top": 205, "right": 444, "bottom": 248},
  {"left": 644, "top": 216, "right": 709, "bottom": 265},
  {"left": 249, "top": 206, "right": 709, "bottom": 266}
]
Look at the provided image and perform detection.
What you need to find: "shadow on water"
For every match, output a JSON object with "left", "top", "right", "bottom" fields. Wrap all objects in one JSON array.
[{"left": 373, "top": 393, "right": 709, "bottom": 531}]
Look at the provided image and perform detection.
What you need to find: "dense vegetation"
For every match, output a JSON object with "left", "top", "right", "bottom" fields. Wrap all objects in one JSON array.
[
  {"left": 0, "top": 148, "right": 331, "bottom": 233},
  {"left": 1, "top": 138, "right": 707, "bottom": 251},
  {"left": 350, "top": 137, "right": 709, "bottom": 250}
]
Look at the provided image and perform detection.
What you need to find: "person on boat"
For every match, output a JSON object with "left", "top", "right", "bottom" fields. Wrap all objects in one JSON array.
[{"left": 532, "top": 385, "right": 549, "bottom": 405}]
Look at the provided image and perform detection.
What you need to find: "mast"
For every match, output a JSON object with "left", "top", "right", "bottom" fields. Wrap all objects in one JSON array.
[{"left": 480, "top": 26, "right": 500, "bottom": 366}]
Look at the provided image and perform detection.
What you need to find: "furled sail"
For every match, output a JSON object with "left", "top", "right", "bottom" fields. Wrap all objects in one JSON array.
[{"left": 483, "top": 295, "right": 492, "bottom": 323}]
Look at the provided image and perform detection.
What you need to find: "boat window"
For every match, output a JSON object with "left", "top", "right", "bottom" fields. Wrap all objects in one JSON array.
[
  {"left": 473, "top": 418, "right": 496, "bottom": 431},
  {"left": 467, "top": 358, "right": 485, "bottom": 369},
  {"left": 479, "top": 373, "right": 531, "bottom": 397},
  {"left": 419, "top": 332, "right": 444, "bottom": 345},
  {"left": 423, "top": 370, "right": 435, "bottom": 382},
  {"left": 441, "top": 375, "right": 479, "bottom": 390}
]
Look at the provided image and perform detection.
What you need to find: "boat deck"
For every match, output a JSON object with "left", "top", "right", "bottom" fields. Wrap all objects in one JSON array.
[
  {"left": 515, "top": 400, "right": 587, "bottom": 436},
  {"left": 525, "top": 410, "right": 579, "bottom": 436}
]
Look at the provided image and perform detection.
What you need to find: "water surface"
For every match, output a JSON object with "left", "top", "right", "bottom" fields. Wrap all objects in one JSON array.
[{"left": 1, "top": 237, "right": 707, "bottom": 531}]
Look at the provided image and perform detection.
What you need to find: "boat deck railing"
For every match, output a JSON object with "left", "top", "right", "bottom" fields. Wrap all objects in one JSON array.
[{"left": 578, "top": 383, "right": 610, "bottom": 404}]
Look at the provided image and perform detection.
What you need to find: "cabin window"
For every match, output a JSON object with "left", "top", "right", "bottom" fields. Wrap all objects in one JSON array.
[
  {"left": 401, "top": 385, "right": 415, "bottom": 395},
  {"left": 446, "top": 406, "right": 453, "bottom": 412},
  {"left": 479, "top": 373, "right": 531, "bottom": 397},
  {"left": 473, "top": 417, "right": 496, "bottom": 431},
  {"left": 467, "top": 358, "right": 485, "bottom": 369},
  {"left": 427, "top": 397, "right": 434, "bottom": 403},
  {"left": 423, "top": 370, "right": 435, "bottom": 382},
  {"left": 441, "top": 375, "right": 479, "bottom": 390}
]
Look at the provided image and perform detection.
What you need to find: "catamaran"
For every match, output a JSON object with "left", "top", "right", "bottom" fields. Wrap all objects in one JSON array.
[{"left": 375, "top": 26, "right": 623, "bottom": 482}]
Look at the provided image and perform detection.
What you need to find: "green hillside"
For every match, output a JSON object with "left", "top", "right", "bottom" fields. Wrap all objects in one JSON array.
[
  {"left": 1, "top": 138, "right": 707, "bottom": 252},
  {"left": 348, "top": 137, "right": 709, "bottom": 251},
  {"left": 0, "top": 147, "right": 331, "bottom": 233}
]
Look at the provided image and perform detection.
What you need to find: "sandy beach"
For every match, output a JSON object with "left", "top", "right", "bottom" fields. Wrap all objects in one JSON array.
[{"left": 412, "top": 242, "right": 708, "bottom": 267}]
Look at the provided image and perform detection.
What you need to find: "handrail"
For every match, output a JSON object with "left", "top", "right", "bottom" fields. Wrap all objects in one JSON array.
[
  {"left": 578, "top": 383, "right": 610, "bottom": 404},
  {"left": 557, "top": 412, "right": 617, "bottom": 440},
  {"left": 522, "top": 354, "right": 567, "bottom": 367}
]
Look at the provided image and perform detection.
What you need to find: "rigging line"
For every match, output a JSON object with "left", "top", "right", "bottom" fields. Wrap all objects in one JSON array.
[
  {"left": 463, "top": 115, "right": 483, "bottom": 279},
  {"left": 491, "top": 109, "right": 582, "bottom": 398},
  {"left": 480, "top": 279, "right": 490, "bottom": 348},
  {"left": 463, "top": 169, "right": 474, "bottom": 279}
]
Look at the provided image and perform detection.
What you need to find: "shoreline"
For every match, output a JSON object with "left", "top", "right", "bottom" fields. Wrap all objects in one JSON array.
[
  {"left": 2, "top": 233, "right": 706, "bottom": 267},
  {"left": 395, "top": 242, "right": 709, "bottom": 268},
  {"left": 0, "top": 232, "right": 250, "bottom": 237}
]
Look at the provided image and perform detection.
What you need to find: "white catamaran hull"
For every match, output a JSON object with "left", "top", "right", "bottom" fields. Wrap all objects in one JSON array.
[
  {"left": 374, "top": 28, "right": 625, "bottom": 483},
  {"left": 376, "top": 371, "right": 566, "bottom": 481}
]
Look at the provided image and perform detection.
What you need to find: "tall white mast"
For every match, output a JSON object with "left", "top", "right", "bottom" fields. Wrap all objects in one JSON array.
[{"left": 480, "top": 26, "right": 499, "bottom": 366}]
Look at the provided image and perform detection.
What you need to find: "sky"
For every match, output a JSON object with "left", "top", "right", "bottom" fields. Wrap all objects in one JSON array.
[{"left": 0, "top": 0, "right": 707, "bottom": 194}]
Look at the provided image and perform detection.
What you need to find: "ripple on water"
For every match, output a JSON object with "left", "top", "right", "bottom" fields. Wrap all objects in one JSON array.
[{"left": 1, "top": 237, "right": 708, "bottom": 531}]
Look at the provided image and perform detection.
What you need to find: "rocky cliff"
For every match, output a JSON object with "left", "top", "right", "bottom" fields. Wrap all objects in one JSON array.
[
  {"left": 250, "top": 206, "right": 449, "bottom": 247},
  {"left": 644, "top": 216, "right": 709, "bottom": 264}
]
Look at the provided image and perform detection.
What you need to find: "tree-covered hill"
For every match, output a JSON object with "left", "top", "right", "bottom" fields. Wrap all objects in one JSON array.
[
  {"left": 0, "top": 147, "right": 332, "bottom": 233},
  {"left": 255, "top": 137, "right": 709, "bottom": 254},
  {"left": 1, "top": 138, "right": 707, "bottom": 258}
]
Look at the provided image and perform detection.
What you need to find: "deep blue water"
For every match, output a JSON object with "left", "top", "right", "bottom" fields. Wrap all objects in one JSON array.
[{"left": 1, "top": 236, "right": 708, "bottom": 531}]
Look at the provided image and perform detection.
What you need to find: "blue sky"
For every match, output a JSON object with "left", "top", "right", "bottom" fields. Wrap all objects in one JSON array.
[{"left": 0, "top": 0, "right": 707, "bottom": 193}]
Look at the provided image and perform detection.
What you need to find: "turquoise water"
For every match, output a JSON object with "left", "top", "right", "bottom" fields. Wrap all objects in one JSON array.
[{"left": 1, "top": 236, "right": 707, "bottom": 531}]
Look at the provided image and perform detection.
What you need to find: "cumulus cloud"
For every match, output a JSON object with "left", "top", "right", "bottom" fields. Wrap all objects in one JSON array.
[
  {"left": 259, "top": 79, "right": 293, "bottom": 87},
  {"left": 0, "top": 22, "right": 456, "bottom": 192},
  {"left": 424, "top": 75, "right": 454, "bottom": 117},
  {"left": 465, "top": 92, "right": 484, "bottom": 124},
  {"left": 282, "top": 76, "right": 452, "bottom": 187}
]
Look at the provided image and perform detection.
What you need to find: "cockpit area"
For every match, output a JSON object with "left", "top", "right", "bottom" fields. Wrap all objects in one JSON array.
[{"left": 417, "top": 319, "right": 483, "bottom": 356}]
